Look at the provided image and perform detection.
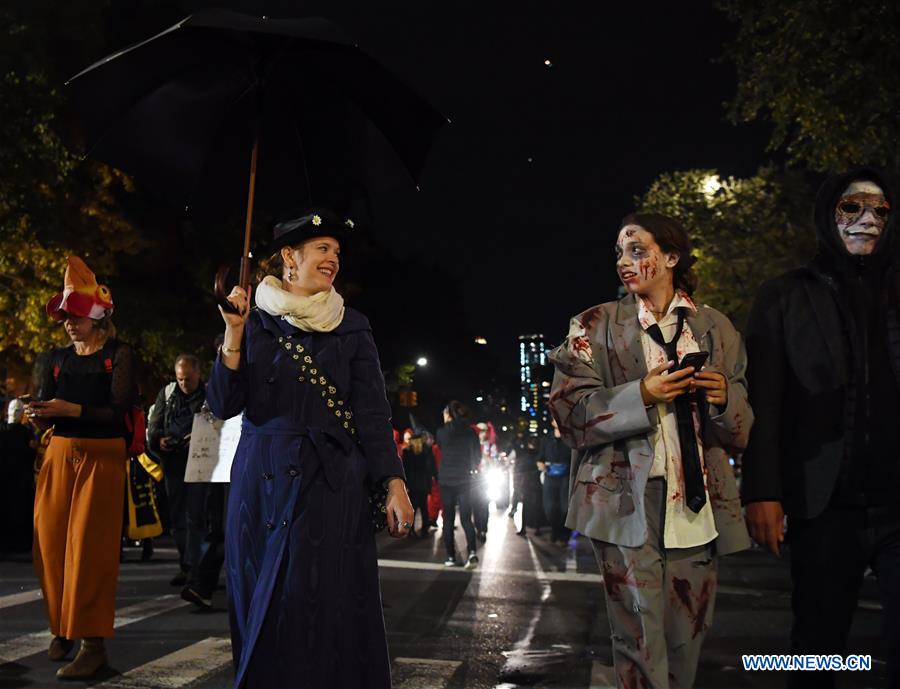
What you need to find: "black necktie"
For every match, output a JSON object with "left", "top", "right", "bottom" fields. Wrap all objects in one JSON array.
[{"left": 645, "top": 311, "right": 707, "bottom": 514}]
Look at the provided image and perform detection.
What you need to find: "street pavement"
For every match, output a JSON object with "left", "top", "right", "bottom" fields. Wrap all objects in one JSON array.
[{"left": 0, "top": 507, "right": 889, "bottom": 689}]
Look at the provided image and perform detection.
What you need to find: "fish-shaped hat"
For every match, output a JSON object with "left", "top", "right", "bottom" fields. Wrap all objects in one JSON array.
[{"left": 45, "top": 256, "right": 114, "bottom": 321}]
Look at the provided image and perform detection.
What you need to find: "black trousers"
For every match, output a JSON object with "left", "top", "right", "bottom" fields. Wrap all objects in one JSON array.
[
  {"left": 439, "top": 482, "right": 476, "bottom": 557},
  {"left": 187, "top": 484, "right": 229, "bottom": 597},
  {"left": 788, "top": 505, "right": 900, "bottom": 689},
  {"left": 408, "top": 490, "right": 429, "bottom": 533},
  {"left": 542, "top": 473, "right": 570, "bottom": 541},
  {"left": 162, "top": 452, "right": 207, "bottom": 572},
  {"left": 471, "top": 475, "right": 489, "bottom": 533}
]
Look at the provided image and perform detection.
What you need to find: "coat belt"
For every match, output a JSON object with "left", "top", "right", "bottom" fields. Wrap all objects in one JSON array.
[{"left": 241, "top": 422, "right": 354, "bottom": 490}]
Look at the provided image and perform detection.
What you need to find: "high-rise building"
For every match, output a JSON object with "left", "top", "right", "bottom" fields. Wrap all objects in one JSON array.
[{"left": 518, "top": 334, "right": 552, "bottom": 436}]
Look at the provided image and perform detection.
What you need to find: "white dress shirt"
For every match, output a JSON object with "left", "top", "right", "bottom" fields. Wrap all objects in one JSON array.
[{"left": 637, "top": 291, "right": 718, "bottom": 549}]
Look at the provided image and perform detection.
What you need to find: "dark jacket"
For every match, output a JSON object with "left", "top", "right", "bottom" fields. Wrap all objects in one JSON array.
[
  {"left": 147, "top": 381, "right": 206, "bottom": 457},
  {"left": 742, "top": 166, "right": 900, "bottom": 519},
  {"left": 401, "top": 445, "right": 437, "bottom": 495},
  {"left": 435, "top": 420, "right": 480, "bottom": 487},
  {"left": 538, "top": 433, "right": 570, "bottom": 476}
]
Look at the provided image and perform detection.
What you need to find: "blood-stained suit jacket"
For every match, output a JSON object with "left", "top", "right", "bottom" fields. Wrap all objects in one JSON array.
[{"left": 548, "top": 295, "right": 753, "bottom": 555}]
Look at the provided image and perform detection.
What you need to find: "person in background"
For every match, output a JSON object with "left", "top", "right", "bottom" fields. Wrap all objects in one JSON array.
[
  {"left": 27, "top": 256, "right": 138, "bottom": 679},
  {"left": 537, "top": 417, "right": 571, "bottom": 545},
  {"left": 0, "top": 398, "right": 36, "bottom": 554},
  {"left": 471, "top": 422, "right": 492, "bottom": 541},
  {"left": 147, "top": 354, "right": 207, "bottom": 586},
  {"left": 514, "top": 435, "right": 544, "bottom": 537},
  {"left": 435, "top": 400, "right": 480, "bottom": 569},
  {"left": 402, "top": 433, "right": 437, "bottom": 537},
  {"left": 426, "top": 430, "right": 443, "bottom": 530}
]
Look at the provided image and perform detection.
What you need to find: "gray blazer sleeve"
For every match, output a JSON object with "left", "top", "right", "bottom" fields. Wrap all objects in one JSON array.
[
  {"left": 549, "top": 317, "right": 653, "bottom": 450},
  {"left": 706, "top": 309, "right": 754, "bottom": 453}
]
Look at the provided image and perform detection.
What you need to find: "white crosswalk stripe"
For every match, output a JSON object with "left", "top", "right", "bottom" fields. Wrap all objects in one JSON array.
[
  {"left": 0, "top": 588, "right": 42, "bottom": 611},
  {"left": 392, "top": 657, "right": 462, "bottom": 689},
  {"left": 378, "top": 557, "right": 604, "bottom": 583},
  {"left": 0, "top": 595, "right": 188, "bottom": 665},
  {"left": 92, "top": 637, "right": 232, "bottom": 688}
]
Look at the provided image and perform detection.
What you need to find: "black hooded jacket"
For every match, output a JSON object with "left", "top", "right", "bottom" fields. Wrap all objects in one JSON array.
[
  {"left": 435, "top": 419, "right": 480, "bottom": 488},
  {"left": 741, "top": 167, "right": 900, "bottom": 518}
]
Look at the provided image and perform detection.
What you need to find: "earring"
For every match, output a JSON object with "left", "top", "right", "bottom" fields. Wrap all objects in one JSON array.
[{"left": 288, "top": 266, "right": 295, "bottom": 282}]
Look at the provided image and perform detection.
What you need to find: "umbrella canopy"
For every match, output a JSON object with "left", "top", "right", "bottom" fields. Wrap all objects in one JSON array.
[{"left": 66, "top": 9, "right": 447, "bottom": 218}]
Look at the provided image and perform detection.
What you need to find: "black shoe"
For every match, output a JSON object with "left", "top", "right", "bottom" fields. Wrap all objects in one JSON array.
[
  {"left": 516, "top": 529, "right": 527, "bottom": 537},
  {"left": 181, "top": 586, "right": 213, "bottom": 609},
  {"left": 141, "top": 539, "right": 154, "bottom": 562},
  {"left": 169, "top": 570, "right": 188, "bottom": 587}
]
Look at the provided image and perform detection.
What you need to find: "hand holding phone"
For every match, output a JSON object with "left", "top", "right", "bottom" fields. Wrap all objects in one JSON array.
[{"left": 673, "top": 351, "right": 709, "bottom": 372}]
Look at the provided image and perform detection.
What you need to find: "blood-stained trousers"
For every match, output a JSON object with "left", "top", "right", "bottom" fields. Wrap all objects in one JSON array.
[{"left": 591, "top": 478, "right": 717, "bottom": 689}]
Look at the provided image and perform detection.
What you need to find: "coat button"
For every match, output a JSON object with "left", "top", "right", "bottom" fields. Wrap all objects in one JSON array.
[
  {"left": 281, "top": 520, "right": 288, "bottom": 528},
  {"left": 266, "top": 521, "right": 274, "bottom": 530},
  {"left": 289, "top": 469, "right": 298, "bottom": 477},
  {"left": 262, "top": 472, "right": 273, "bottom": 480},
  {"left": 266, "top": 376, "right": 276, "bottom": 384}
]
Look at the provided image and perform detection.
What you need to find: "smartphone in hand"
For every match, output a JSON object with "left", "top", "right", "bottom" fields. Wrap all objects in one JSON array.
[{"left": 672, "top": 351, "right": 709, "bottom": 372}]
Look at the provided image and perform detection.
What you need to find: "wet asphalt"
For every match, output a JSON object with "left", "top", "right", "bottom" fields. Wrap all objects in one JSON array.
[{"left": 0, "top": 506, "right": 889, "bottom": 688}]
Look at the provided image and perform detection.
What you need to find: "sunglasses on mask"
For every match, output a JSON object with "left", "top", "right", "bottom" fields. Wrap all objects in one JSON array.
[{"left": 837, "top": 200, "right": 891, "bottom": 219}]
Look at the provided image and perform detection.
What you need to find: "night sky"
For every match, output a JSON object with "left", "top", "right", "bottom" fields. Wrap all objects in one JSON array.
[{"left": 100, "top": 0, "right": 772, "bottom": 407}]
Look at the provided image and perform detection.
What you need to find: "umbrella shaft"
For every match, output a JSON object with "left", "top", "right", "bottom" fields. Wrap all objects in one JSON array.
[{"left": 241, "top": 137, "right": 259, "bottom": 290}]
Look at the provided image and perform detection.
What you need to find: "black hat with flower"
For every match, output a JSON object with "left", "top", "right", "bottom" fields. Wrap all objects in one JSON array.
[{"left": 262, "top": 209, "right": 355, "bottom": 257}]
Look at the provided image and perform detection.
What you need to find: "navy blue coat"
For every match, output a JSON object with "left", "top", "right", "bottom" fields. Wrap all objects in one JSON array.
[{"left": 206, "top": 308, "right": 404, "bottom": 689}]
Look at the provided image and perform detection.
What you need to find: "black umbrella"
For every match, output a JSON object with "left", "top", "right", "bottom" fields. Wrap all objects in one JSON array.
[{"left": 66, "top": 9, "right": 447, "bottom": 304}]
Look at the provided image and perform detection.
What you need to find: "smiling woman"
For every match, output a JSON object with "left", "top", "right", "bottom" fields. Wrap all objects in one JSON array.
[{"left": 207, "top": 209, "right": 414, "bottom": 689}]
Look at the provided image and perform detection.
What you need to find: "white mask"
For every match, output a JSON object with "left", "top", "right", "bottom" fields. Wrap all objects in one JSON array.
[
  {"left": 7, "top": 398, "right": 25, "bottom": 425},
  {"left": 835, "top": 180, "right": 891, "bottom": 256}
]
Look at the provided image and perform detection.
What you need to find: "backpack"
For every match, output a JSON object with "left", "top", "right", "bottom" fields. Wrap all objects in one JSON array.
[{"left": 52, "top": 341, "right": 146, "bottom": 457}]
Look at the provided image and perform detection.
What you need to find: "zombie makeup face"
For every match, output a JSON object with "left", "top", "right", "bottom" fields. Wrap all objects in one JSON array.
[
  {"left": 615, "top": 225, "right": 678, "bottom": 295},
  {"left": 835, "top": 180, "right": 891, "bottom": 256}
]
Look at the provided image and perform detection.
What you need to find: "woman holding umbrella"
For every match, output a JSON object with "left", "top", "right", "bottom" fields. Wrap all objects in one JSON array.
[{"left": 208, "top": 210, "right": 414, "bottom": 689}]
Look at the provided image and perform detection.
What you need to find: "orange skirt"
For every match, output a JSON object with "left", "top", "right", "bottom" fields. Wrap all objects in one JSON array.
[{"left": 33, "top": 435, "right": 126, "bottom": 639}]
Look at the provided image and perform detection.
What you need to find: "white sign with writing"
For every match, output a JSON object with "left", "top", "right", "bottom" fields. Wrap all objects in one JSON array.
[{"left": 184, "top": 412, "right": 242, "bottom": 483}]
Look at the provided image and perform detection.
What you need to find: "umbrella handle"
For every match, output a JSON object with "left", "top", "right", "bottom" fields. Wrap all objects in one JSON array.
[{"left": 214, "top": 257, "right": 252, "bottom": 314}]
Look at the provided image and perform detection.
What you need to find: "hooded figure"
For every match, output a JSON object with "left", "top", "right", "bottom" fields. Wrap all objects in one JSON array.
[{"left": 742, "top": 167, "right": 899, "bottom": 688}]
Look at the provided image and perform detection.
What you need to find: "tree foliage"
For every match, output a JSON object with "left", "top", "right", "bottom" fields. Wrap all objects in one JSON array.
[
  {"left": 636, "top": 167, "right": 814, "bottom": 328},
  {"left": 719, "top": 0, "right": 900, "bottom": 173},
  {"left": 0, "top": 1, "right": 192, "bottom": 388}
]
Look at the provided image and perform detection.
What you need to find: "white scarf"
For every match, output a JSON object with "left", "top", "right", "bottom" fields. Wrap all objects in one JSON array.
[{"left": 254, "top": 276, "right": 345, "bottom": 332}]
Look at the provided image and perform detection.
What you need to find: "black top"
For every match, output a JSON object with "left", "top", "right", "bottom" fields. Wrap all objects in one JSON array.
[
  {"left": 743, "top": 167, "right": 900, "bottom": 516},
  {"left": 811, "top": 167, "right": 900, "bottom": 507},
  {"left": 435, "top": 420, "right": 480, "bottom": 487},
  {"left": 401, "top": 445, "right": 437, "bottom": 494},
  {"left": 37, "top": 340, "right": 137, "bottom": 439}
]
